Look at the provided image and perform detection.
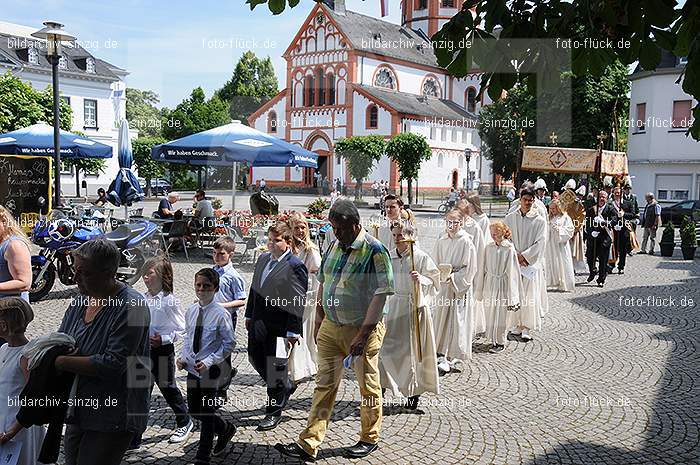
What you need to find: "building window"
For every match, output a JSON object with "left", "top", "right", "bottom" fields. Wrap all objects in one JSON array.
[
  {"left": 28, "top": 47, "right": 39, "bottom": 64},
  {"left": 268, "top": 111, "right": 277, "bottom": 133},
  {"left": 672, "top": 100, "right": 692, "bottom": 128},
  {"left": 416, "top": 0, "right": 427, "bottom": 9},
  {"left": 458, "top": 154, "right": 463, "bottom": 168},
  {"left": 462, "top": 128, "right": 469, "bottom": 144},
  {"left": 84, "top": 99, "right": 97, "bottom": 128},
  {"left": 437, "top": 153, "right": 444, "bottom": 168},
  {"left": 58, "top": 56, "right": 67, "bottom": 70},
  {"left": 658, "top": 190, "right": 689, "bottom": 201},
  {"left": 327, "top": 73, "right": 335, "bottom": 105},
  {"left": 422, "top": 77, "right": 440, "bottom": 98},
  {"left": 60, "top": 96, "right": 71, "bottom": 106},
  {"left": 466, "top": 87, "right": 477, "bottom": 113},
  {"left": 430, "top": 127, "right": 437, "bottom": 139},
  {"left": 304, "top": 75, "right": 315, "bottom": 107},
  {"left": 451, "top": 129, "right": 457, "bottom": 143},
  {"left": 86, "top": 58, "right": 96, "bottom": 73},
  {"left": 317, "top": 68, "right": 325, "bottom": 106},
  {"left": 440, "top": 128, "right": 446, "bottom": 141},
  {"left": 374, "top": 68, "right": 396, "bottom": 90},
  {"left": 366, "top": 104, "right": 378, "bottom": 129},
  {"left": 635, "top": 103, "right": 646, "bottom": 131},
  {"left": 442, "top": 0, "right": 454, "bottom": 7}
]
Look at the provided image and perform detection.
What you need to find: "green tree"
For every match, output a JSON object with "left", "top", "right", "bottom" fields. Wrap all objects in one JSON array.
[
  {"left": 251, "top": 0, "right": 700, "bottom": 140},
  {"left": 0, "top": 72, "right": 72, "bottom": 132},
  {"left": 216, "top": 51, "right": 279, "bottom": 122},
  {"left": 335, "top": 135, "right": 386, "bottom": 200},
  {"left": 386, "top": 133, "right": 432, "bottom": 205},
  {"left": 126, "top": 88, "right": 164, "bottom": 138},
  {"left": 132, "top": 136, "right": 166, "bottom": 196}
]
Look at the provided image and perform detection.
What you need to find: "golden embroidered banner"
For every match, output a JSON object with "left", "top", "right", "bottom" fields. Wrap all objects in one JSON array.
[
  {"left": 522, "top": 146, "right": 598, "bottom": 173},
  {"left": 600, "top": 150, "right": 629, "bottom": 176}
]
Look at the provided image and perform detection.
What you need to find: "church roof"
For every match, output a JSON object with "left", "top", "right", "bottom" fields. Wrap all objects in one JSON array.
[
  {"left": 325, "top": 7, "right": 439, "bottom": 68},
  {"left": 355, "top": 84, "right": 476, "bottom": 121}
]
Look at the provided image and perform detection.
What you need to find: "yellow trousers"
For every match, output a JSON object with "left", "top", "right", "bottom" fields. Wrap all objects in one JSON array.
[{"left": 297, "top": 318, "right": 385, "bottom": 457}]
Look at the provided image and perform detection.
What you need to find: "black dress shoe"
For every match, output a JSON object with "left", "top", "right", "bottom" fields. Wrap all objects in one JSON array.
[
  {"left": 212, "top": 421, "right": 236, "bottom": 456},
  {"left": 275, "top": 443, "right": 316, "bottom": 463},
  {"left": 345, "top": 441, "right": 379, "bottom": 458},
  {"left": 618, "top": 269, "right": 624, "bottom": 274},
  {"left": 587, "top": 272, "right": 596, "bottom": 283},
  {"left": 597, "top": 281, "right": 604, "bottom": 288},
  {"left": 257, "top": 415, "right": 282, "bottom": 431}
]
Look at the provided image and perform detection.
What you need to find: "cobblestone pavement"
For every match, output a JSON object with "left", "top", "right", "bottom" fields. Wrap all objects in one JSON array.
[{"left": 26, "top": 210, "right": 700, "bottom": 465}]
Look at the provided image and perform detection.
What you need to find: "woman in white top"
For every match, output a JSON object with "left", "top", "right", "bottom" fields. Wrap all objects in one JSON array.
[
  {"left": 288, "top": 212, "right": 321, "bottom": 382},
  {"left": 545, "top": 201, "right": 576, "bottom": 292},
  {"left": 0, "top": 297, "right": 45, "bottom": 465}
]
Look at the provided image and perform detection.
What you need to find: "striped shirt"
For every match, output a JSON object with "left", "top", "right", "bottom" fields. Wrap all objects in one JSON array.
[{"left": 318, "top": 228, "right": 394, "bottom": 326}]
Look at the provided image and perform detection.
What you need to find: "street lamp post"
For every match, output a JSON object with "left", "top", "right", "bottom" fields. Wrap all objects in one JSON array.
[
  {"left": 32, "top": 21, "right": 76, "bottom": 208},
  {"left": 464, "top": 147, "right": 472, "bottom": 191}
]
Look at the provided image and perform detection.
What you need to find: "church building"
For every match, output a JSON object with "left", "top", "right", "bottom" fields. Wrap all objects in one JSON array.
[{"left": 248, "top": 0, "right": 499, "bottom": 195}]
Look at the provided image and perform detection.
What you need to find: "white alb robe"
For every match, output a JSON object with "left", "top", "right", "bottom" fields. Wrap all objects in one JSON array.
[
  {"left": 472, "top": 212, "right": 492, "bottom": 244},
  {"left": 379, "top": 246, "right": 440, "bottom": 398},
  {"left": 288, "top": 245, "right": 322, "bottom": 382},
  {"left": 432, "top": 229, "right": 477, "bottom": 360},
  {"left": 463, "top": 218, "right": 486, "bottom": 336},
  {"left": 509, "top": 197, "right": 548, "bottom": 220},
  {"left": 474, "top": 239, "right": 521, "bottom": 345},
  {"left": 504, "top": 208, "right": 548, "bottom": 330},
  {"left": 545, "top": 214, "right": 576, "bottom": 292},
  {"left": 376, "top": 224, "right": 396, "bottom": 251}
]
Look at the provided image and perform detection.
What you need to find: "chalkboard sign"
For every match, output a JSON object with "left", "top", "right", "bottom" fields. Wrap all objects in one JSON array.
[{"left": 0, "top": 155, "right": 51, "bottom": 229}]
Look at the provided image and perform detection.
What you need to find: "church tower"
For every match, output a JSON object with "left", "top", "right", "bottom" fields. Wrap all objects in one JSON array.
[{"left": 401, "top": 0, "right": 467, "bottom": 38}]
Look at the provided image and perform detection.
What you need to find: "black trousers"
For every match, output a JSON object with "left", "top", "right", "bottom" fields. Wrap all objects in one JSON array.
[
  {"left": 64, "top": 426, "right": 134, "bottom": 465},
  {"left": 187, "top": 372, "right": 229, "bottom": 464},
  {"left": 586, "top": 237, "right": 611, "bottom": 284},
  {"left": 248, "top": 323, "right": 292, "bottom": 417},
  {"left": 613, "top": 228, "right": 631, "bottom": 270}
]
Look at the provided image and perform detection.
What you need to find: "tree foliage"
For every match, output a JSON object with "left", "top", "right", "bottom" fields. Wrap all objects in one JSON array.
[
  {"left": 386, "top": 132, "right": 432, "bottom": 204},
  {"left": 250, "top": 0, "right": 700, "bottom": 140},
  {"left": 335, "top": 135, "right": 386, "bottom": 200},
  {"left": 216, "top": 51, "right": 279, "bottom": 122},
  {"left": 0, "top": 72, "right": 72, "bottom": 133},
  {"left": 126, "top": 88, "right": 164, "bottom": 138},
  {"left": 162, "top": 87, "right": 231, "bottom": 140},
  {"left": 132, "top": 136, "right": 166, "bottom": 196}
]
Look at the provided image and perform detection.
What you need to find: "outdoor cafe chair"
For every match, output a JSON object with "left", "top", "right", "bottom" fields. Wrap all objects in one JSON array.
[{"left": 162, "top": 220, "right": 189, "bottom": 260}]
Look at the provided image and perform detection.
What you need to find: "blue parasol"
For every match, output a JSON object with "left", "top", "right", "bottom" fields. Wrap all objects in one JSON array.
[{"left": 107, "top": 120, "right": 144, "bottom": 209}]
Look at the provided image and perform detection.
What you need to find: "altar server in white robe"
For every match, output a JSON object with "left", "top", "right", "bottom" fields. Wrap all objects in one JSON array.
[
  {"left": 474, "top": 221, "right": 521, "bottom": 353},
  {"left": 432, "top": 209, "right": 477, "bottom": 374},
  {"left": 466, "top": 192, "right": 491, "bottom": 244},
  {"left": 455, "top": 200, "right": 486, "bottom": 336},
  {"left": 504, "top": 186, "right": 548, "bottom": 341},
  {"left": 288, "top": 212, "right": 322, "bottom": 382},
  {"left": 545, "top": 201, "right": 576, "bottom": 292},
  {"left": 508, "top": 182, "right": 548, "bottom": 220},
  {"left": 379, "top": 222, "right": 440, "bottom": 410},
  {"left": 376, "top": 194, "right": 404, "bottom": 250}
]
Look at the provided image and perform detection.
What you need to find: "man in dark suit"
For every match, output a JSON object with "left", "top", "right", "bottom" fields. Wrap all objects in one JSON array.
[
  {"left": 609, "top": 186, "right": 638, "bottom": 274},
  {"left": 585, "top": 190, "right": 617, "bottom": 287},
  {"left": 245, "top": 222, "right": 308, "bottom": 431}
]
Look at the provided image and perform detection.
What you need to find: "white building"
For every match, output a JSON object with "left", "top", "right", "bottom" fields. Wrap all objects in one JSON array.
[
  {"left": 248, "top": 0, "right": 498, "bottom": 196},
  {"left": 0, "top": 21, "right": 131, "bottom": 197},
  {"left": 628, "top": 51, "right": 700, "bottom": 204}
]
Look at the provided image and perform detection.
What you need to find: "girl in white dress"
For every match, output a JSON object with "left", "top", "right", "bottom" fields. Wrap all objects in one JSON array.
[
  {"left": 432, "top": 209, "right": 477, "bottom": 374},
  {"left": 474, "top": 222, "right": 521, "bottom": 353},
  {"left": 288, "top": 212, "right": 322, "bottom": 383},
  {"left": 0, "top": 297, "right": 45, "bottom": 465},
  {"left": 545, "top": 201, "right": 576, "bottom": 291}
]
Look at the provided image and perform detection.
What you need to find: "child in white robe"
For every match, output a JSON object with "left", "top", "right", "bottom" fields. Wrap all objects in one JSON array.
[
  {"left": 379, "top": 222, "right": 440, "bottom": 410},
  {"left": 474, "top": 222, "right": 521, "bottom": 353},
  {"left": 432, "top": 209, "right": 477, "bottom": 374},
  {"left": 545, "top": 201, "right": 576, "bottom": 292},
  {"left": 456, "top": 200, "right": 487, "bottom": 337}
]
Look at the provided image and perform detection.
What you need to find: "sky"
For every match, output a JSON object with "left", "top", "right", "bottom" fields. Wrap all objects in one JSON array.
[{"left": 3, "top": 0, "right": 402, "bottom": 108}]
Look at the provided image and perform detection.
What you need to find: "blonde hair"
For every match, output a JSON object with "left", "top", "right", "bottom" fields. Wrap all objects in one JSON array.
[
  {"left": 400, "top": 208, "right": 416, "bottom": 225},
  {"left": 288, "top": 211, "right": 318, "bottom": 255},
  {"left": 0, "top": 206, "right": 30, "bottom": 246},
  {"left": 549, "top": 200, "right": 563, "bottom": 218},
  {"left": 454, "top": 199, "right": 470, "bottom": 218},
  {"left": 489, "top": 221, "right": 512, "bottom": 241}
]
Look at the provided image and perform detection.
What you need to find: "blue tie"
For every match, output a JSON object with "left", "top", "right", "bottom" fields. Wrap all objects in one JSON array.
[{"left": 261, "top": 258, "right": 277, "bottom": 285}]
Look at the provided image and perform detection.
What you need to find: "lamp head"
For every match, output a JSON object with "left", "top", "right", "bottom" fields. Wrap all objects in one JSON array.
[{"left": 31, "top": 21, "right": 76, "bottom": 57}]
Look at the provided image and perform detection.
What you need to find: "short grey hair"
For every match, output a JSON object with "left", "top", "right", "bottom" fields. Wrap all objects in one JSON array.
[
  {"left": 73, "top": 238, "right": 121, "bottom": 276},
  {"left": 328, "top": 198, "right": 360, "bottom": 226},
  {"left": 167, "top": 192, "right": 179, "bottom": 201}
]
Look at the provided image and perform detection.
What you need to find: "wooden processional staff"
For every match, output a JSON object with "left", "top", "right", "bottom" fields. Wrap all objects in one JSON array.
[{"left": 398, "top": 237, "right": 422, "bottom": 362}]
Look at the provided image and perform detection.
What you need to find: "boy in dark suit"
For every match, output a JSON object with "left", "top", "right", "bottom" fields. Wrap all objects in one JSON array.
[
  {"left": 245, "top": 222, "right": 308, "bottom": 431},
  {"left": 584, "top": 191, "right": 617, "bottom": 287}
]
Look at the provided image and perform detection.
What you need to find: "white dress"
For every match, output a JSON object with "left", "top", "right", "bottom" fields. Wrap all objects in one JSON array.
[
  {"left": 463, "top": 218, "right": 486, "bottom": 336},
  {"left": 505, "top": 208, "right": 549, "bottom": 331},
  {"left": 546, "top": 214, "right": 576, "bottom": 292},
  {"left": 379, "top": 247, "right": 440, "bottom": 398},
  {"left": 432, "top": 229, "right": 477, "bottom": 361},
  {"left": 288, "top": 246, "right": 321, "bottom": 383},
  {"left": 474, "top": 240, "right": 521, "bottom": 345},
  {"left": 0, "top": 343, "right": 46, "bottom": 465}
]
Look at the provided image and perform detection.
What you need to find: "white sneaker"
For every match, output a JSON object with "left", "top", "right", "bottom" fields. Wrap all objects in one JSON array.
[
  {"left": 169, "top": 419, "right": 194, "bottom": 444},
  {"left": 520, "top": 329, "right": 532, "bottom": 341},
  {"left": 437, "top": 360, "right": 451, "bottom": 374},
  {"left": 509, "top": 328, "right": 522, "bottom": 336}
]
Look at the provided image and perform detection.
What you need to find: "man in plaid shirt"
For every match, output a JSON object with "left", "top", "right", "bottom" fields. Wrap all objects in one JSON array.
[{"left": 276, "top": 199, "right": 394, "bottom": 462}]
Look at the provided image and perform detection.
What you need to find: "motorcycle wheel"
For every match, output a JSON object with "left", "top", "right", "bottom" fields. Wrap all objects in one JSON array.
[
  {"left": 438, "top": 203, "right": 449, "bottom": 214},
  {"left": 118, "top": 248, "right": 146, "bottom": 286},
  {"left": 30, "top": 262, "right": 56, "bottom": 302}
]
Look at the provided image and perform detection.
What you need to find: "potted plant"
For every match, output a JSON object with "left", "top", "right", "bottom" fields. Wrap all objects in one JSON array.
[
  {"left": 679, "top": 215, "right": 698, "bottom": 260},
  {"left": 659, "top": 222, "right": 675, "bottom": 257}
]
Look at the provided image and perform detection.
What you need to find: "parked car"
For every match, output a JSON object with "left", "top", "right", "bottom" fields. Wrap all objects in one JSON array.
[
  {"left": 139, "top": 178, "right": 171, "bottom": 196},
  {"left": 660, "top": 200, "right": 700, "bottom": 226}
]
